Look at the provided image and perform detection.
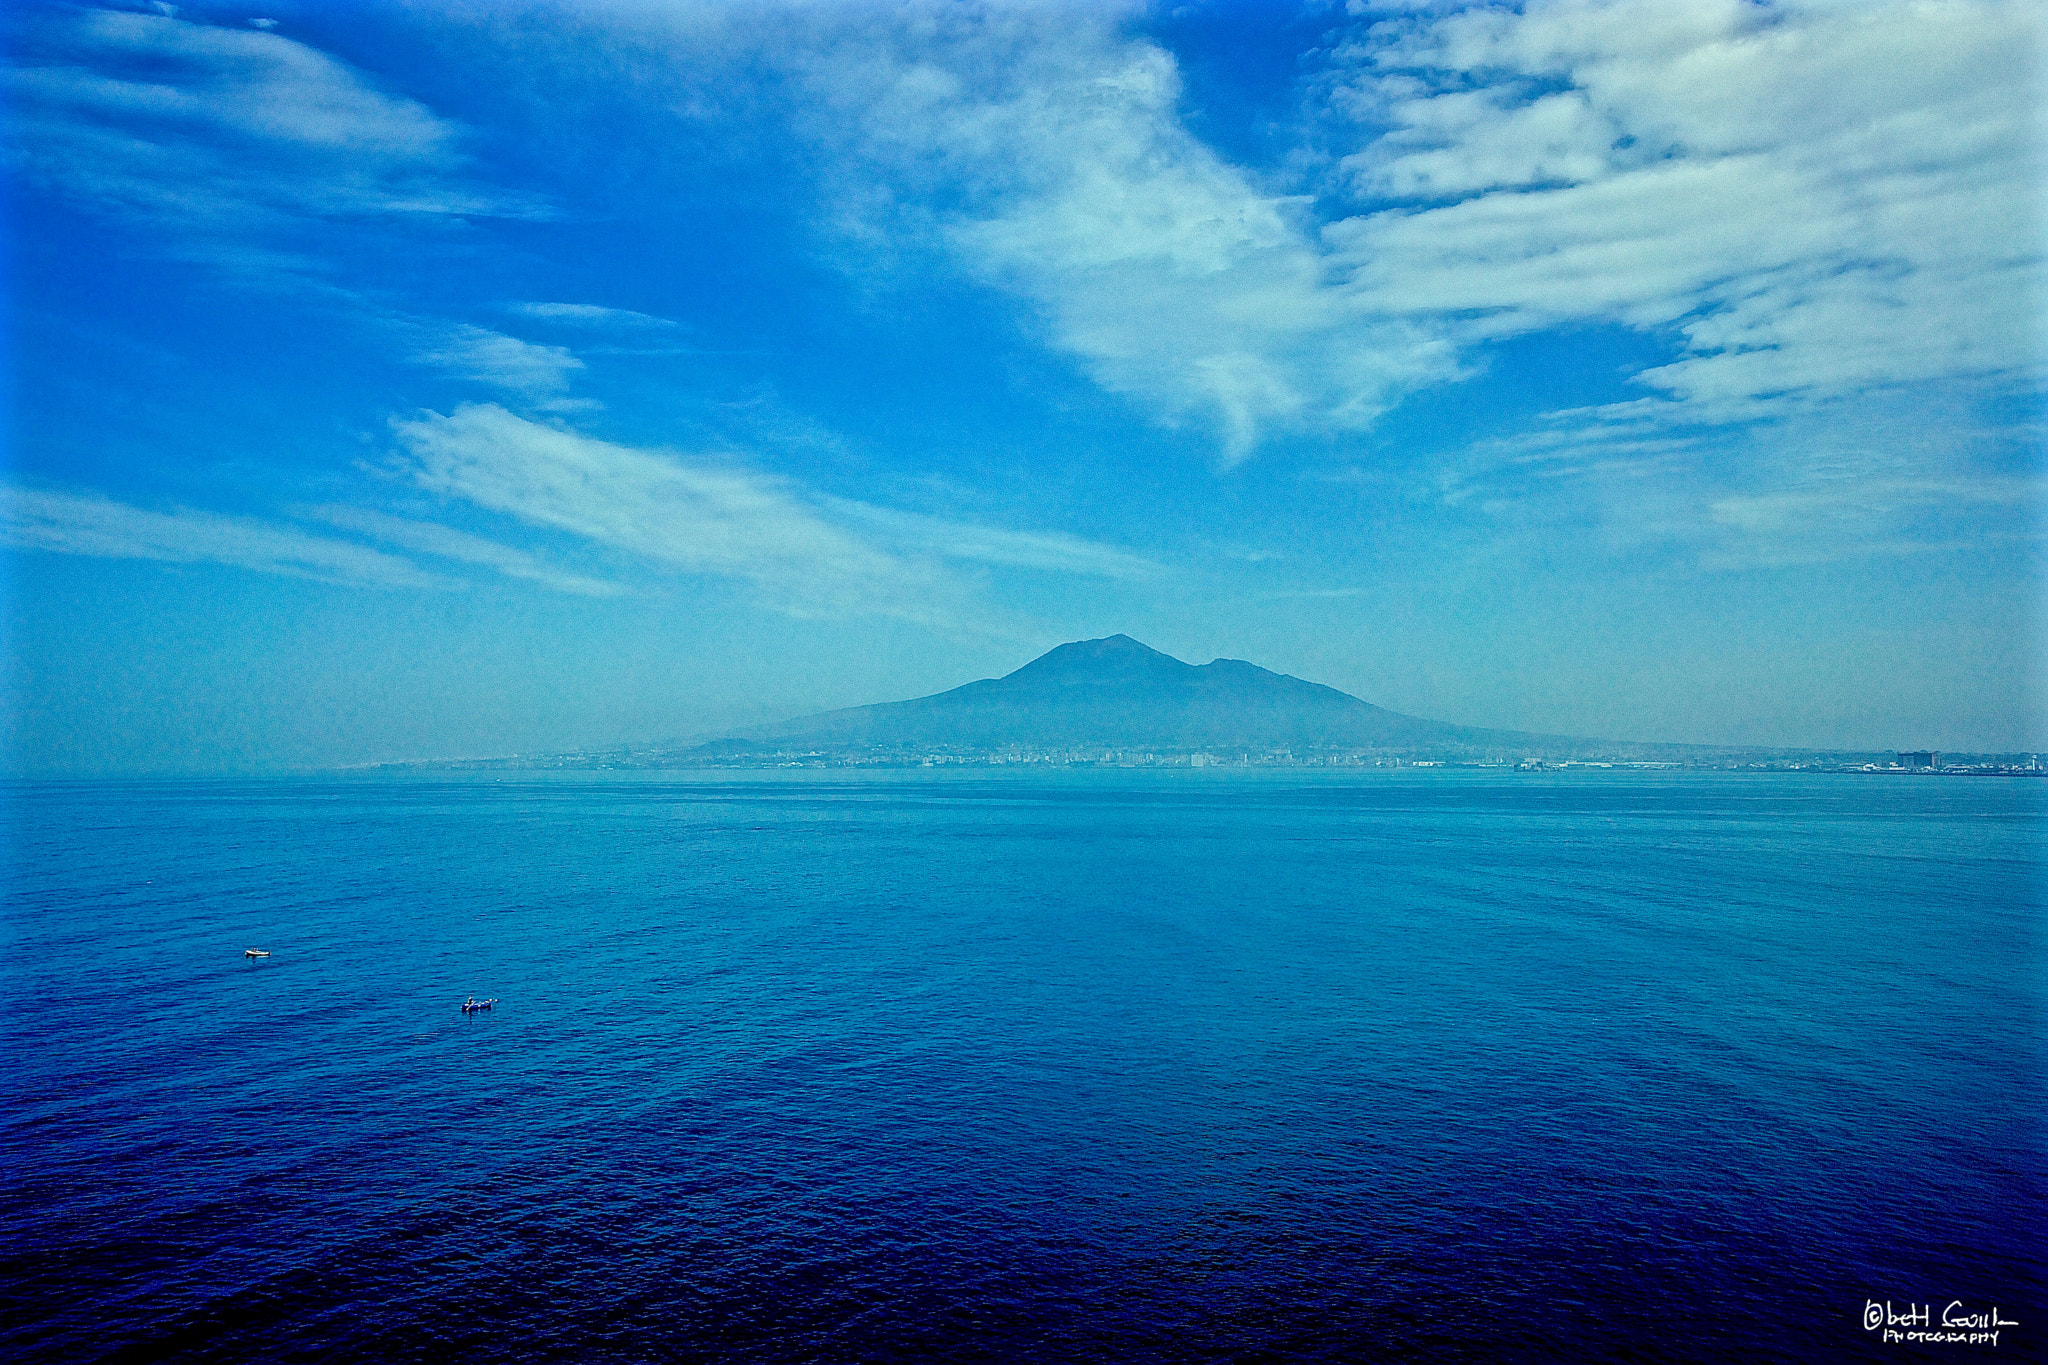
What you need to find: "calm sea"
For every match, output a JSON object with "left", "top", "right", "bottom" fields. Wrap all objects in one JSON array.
[{"left": 2, "top": 770, "right": 2042, "bottom": 1363}]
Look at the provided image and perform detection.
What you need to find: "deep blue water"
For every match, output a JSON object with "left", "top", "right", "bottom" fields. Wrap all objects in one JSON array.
[{"left": 1, "top": 770, "right": 2042, "bottom": 1363}]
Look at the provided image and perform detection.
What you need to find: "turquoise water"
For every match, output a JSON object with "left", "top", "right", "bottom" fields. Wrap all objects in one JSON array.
[{"left": 2, "top": 770, "right": 2042, "bottom": 1361}]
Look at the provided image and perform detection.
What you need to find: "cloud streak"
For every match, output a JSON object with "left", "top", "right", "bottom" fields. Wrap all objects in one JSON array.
[
  {"left": 821, "top": 499, "right": 1160, "bottom": 580},
  {"left": 5, "top": 8, "right": 507, "bottom": 243},
  {"left": 508, "top": 302, "right": 684, "bottom": 331},
  {"left": 387, "top": 404, "right": 1157, "bottom": 620},
  {"left": 301, "top": 505, "right": 625, "bottom": 596},
  {"left": 405, "top": 322, "right": 586, "bottom": 399},
  {"left": 1, "top": 487, "right": 449, "bottom": 590},
  {"left": 6, "top": 7, "right": 585, "bottom": 411},
  {"left": 0, "top": 408, "right": 1156, "bottom": 617}
]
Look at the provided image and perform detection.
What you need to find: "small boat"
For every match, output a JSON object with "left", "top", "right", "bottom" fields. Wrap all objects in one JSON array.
[
  {"left": 461, "top": 996, "right": 497, "bottom": 1014},
  {"left": 244, "top": 949, "right": 270, "bottom": 958}
]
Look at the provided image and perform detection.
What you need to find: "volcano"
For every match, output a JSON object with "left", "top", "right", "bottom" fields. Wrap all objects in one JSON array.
[{"left": 733, "top": 635, "right": 1544, "bottom": 752}]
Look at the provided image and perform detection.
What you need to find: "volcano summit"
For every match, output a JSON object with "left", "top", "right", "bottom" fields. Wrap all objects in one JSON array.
[{"left": 724, "top": 635, "right": 1543, "bottom": 754}]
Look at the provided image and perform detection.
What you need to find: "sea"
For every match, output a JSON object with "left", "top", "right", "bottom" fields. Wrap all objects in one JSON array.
[{"left": 1, "top": 769, "right": 2042, "bottom": 1363}]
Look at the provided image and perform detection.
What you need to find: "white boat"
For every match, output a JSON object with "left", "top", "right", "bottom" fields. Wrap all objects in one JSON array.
[
  {"left": 461, "top": 996, "right": 497, "bottom": 1013},
  {"left": 244, "top": 949, "right": 270, "bottom": 958}
]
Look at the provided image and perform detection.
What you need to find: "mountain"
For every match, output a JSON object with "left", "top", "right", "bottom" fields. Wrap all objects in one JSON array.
[{"left": 729, "top": 635, "right": 1553, "bottom": 753}]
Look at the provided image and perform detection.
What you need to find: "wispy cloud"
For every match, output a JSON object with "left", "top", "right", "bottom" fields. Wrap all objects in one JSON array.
[
  {"left": 821, "top": 499, "right": 1159, "bottom": 579},
  {"left": 773, "top": 0, "right": 2039, "bottom": 476},
  {"left": 1323, "top": 0, "right": 2044, "bottom": 426},
  {"left": 786, "top": 5, "right": 1376, "bottom": 463},
  {"left": 4, "top": 403, "right": 1155, "bottom": 616},
  {"left": 387, "top": 403, "right": 1156, "bottom": 619},
  {"left": 507, "top": 302, "right": 684, "bottom": 331},
  {"left": 7, "top": 6, "right": 587, "bottom": 415},
  {"left": 389, "top": 404, "right": 914, "bottom": 613},
  {"left": 1705, "top": 474, "right": 2044, "bottom": 554},
  {"left": 14, "top": 0, "right": 2034, "bottom": 583},
  {"left": 5, "top": 8, "right": 510, "bottom": 245},
  {"left": 405, "top": 322, "right": 585, "bottom": 399},
  {"left": 1, "top": 487, "right": 449, "bottom": 589},
  {"left": 301, "top": 505, "right": 625, "bottom": 596},
  {"left": 1427, "top": 375, "right": 2048, "bottom": 568}
]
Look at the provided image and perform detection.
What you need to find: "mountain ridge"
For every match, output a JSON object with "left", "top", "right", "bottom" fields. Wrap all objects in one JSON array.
[{"left": 728, "top": 634, "right": 1569, "bottom": 753}]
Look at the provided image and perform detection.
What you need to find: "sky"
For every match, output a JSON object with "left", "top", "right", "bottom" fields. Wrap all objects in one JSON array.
[{"left": 3, "top": 0, "right": 2044, "bottom": 772}]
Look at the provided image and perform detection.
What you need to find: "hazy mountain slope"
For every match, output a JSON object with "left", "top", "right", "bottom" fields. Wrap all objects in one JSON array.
[{"left": 740, "top": 635, "right": 1553, "bottom": 751}]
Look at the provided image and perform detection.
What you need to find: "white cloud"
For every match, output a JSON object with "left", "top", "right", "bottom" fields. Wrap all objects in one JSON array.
[
  {"left": 5, "top": 8, "right": 505, "bottom": 240},
  {"left": 15, "top": 0, "right": 2033, "bottom": 572},
  {"left": 1709, "top": 476, "right": 2040, "bottom": 539},
  {"left": 786, "top": 7, "right": 1401, "bottom": 462},
  {"left": 1, "top": 487, "right": 449, "bottom": 589},
  {"left": 780, "top": 0, "right": 2039, "bottom": 476},
  {"left": 508, "top": 302, "right": 683, "bottom": 331},
  {"left": 406, "top": 322, "right": 585, "bottom": 398},
  {"left": 821, "top": 499, "right": 1159, "bottom": 580},
  {"left": 386, "top": 403, "right": 1156, "bottom": 618},
  {"left": 388, "top": 404, "right": 911, "bottom": 612},
  {"left": 1430, "top": 384, "right": 2045, "bottom": 569},
  {"left": 301, "top": 505, "right": 625, "bottom": 596},
  {"left": 7, "top": 10, "right": 579, "bottom": 414},
  {"left": 1324, "top": 0, "right": 2045, "bottom": 424}
]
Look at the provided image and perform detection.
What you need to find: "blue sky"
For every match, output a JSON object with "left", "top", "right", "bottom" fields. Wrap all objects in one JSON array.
[{"left": 4, "top": 0, "right": 2043, "bottom": 771}]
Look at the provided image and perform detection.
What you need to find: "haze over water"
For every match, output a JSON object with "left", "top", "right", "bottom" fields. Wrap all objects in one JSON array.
[{"left": 3, "top": 769, "right": 2040, "bottom": 1362}]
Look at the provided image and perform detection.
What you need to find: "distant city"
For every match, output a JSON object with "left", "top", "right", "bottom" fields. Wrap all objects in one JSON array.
[{"left": 377, "top": 744, "right": 2045, "bottom": 776}]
